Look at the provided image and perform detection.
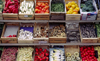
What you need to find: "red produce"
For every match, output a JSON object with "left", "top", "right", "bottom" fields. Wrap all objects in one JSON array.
[
  {"left": 80, "top": 46, "right": 98, "bottom": 61},
  {"left": 3, "top": 0, "right": 19, "bottom": 13},
  {"left": 1, "top": 47, "right": 18, "bottom": 61},
  {"left": 34, "top": 48, "right": 49, "bottom": 61}
]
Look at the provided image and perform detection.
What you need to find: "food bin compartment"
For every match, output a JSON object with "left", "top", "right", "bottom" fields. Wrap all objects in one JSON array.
[
  {"left": 1, "top": 23, "right": 19, "bottom": 43},
  {"left": 18, "top": 23, "right": 34, "bottom": 43},
  {"left": 49, "top": 23, "right": 67, "bottom": 43}
]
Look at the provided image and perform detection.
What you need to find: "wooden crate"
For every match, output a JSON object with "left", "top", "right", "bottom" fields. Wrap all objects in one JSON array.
[
  {"left": 3, "top": 13, "right": 18, "bottom": 20},
  {"left": 19, "top": 0, "right": 34, "bottom": 20},
  {"left": 65, "top": 0, "right": 80, "bottom": 20},
  {"left": 79, "top": 24, "right": 98, "bottom": 43},
  {"left": 1, "top": 23, "right": 20, "bottom": 43},
  {"left": 35, "top": 0, "right": 50, "bottom": 20},
  {"left": 18, "top": 23, "right": 34, "bottom": 43},
  {"left": 49, "top": 23, "right": 67, "bottom": 43},
  {"left": 34, "top": 22, "right": 49, "bottom": 43},
  {"left": 50, "top": 0, "right": 66, "bottom": 20}
]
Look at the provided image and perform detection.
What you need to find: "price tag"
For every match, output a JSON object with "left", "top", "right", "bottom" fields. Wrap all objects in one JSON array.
[
  {"left": 39, "top": 41, "right": 47, "bottom": 44},
  {"left": 24, "top": 15, "right": 28, "bottom": 17}
]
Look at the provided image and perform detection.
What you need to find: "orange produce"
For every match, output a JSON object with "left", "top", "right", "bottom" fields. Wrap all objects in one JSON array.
[{"left": 35, "top": 2, "right": 49, "bottom": 13}]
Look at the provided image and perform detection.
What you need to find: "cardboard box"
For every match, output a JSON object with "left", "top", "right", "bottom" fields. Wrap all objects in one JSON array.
[{"left": 80, "top": 0, "right": 98, "bottom": 20}]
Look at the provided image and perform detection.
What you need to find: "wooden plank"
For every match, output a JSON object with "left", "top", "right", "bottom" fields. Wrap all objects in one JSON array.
[
  {"left": 49, "top": 37, "right": 66, "bottom": 43},
  {"left": 66, "top": 14, "right": 81, "bottom": 20},
  {"left": 3, "top": 13, "right": 18, "bottom": 20},
  {"left": 35, "top": 15, "right": 49, "bottom": 20}
]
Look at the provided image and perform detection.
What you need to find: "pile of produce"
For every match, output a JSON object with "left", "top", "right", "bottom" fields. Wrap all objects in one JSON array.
[
  {"left": 17, "top": 47, "right": 34, "bottom": 61},
  {"left": 34, "top": 23, "right": 48, "bottom": 38},
  {"left": 80, "top": 23, "right": 96, "bottom": 38},
  {"left": 3, "top": 0, "right": 19, "bottom": 13},
  {"left": 66, "top": 1, "right": 80, "bottom": 14},
  {"left": 35, "top": 2, "right": 49, "bottom": 13},
  {"left": 80, "top": 46, "right": 97, "bottom": 61},
  {"left": 66, "top": 23, "right": 80, "bottom": 42},
  {"left": 95, "top": 23, "right": 100, "bottom": 37},
  {"left": 19, "top": 0, "right": 34, "bottom": 14},
  {"left": 94, "top": 46, "right": 100, "bottom": 60},
  {"left": 81, "top": 0, "right": 95, "bottom": 12},
  {"left": 1, "top": 47, "right": 18, "bottom": 61},
  {"left": 34, "top": 48, "right": 49, "bottom": 61},
  {"left": 50, "top": 48, "right": 65, "bottom": 61},
  {"left": 0, "top": 47, "right": 3, "bottom": 57},
  {"left": 49, "top": 24, "right": 66, "bottom": 37},
  {"left": 0, "top": 0, "right": 3, "bottom": 13},
  {"left": 51, "top": 3, "right": 64, "bottom": 12},
  {"left": 18, "top": 28, "right": 33, "bottom": 40}
]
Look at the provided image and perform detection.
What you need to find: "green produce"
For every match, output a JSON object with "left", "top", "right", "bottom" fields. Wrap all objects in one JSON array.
[
  {"left": 81, "top": 0, "right": 95, "bottom": 12},
  {"left": 51, "top": 3, "right": 64, "bottom": 12},
  {"left": 95, "top": 23, "right": 100, "bottom": 37}
]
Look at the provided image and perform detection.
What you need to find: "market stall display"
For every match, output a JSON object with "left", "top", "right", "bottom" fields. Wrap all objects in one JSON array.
[
  {"left": 3, "top": 0, "right": 19, "bottom": 20},
  {"left": 18, "top": 23, "right": 34, "bottom": 43},
  {"left": 1, "top": 47, "right": 18, "bottom": 61},
  {"left": 80, "top": 46, "right": 98, "bottom": 61},
  {"left": 80, "top": 0, "right": 98, "bottom": 20},
  {"left": 35, "top": 0, "right": 50, "bottom": 20},
  {"left": 65, "top": 0, "right": 81, "bottom": 20},
  {"left": 49, "top": 48, "right": 65, "bottom": 61},
  {"left": 19, "top": 0, "right": 34, "bottom": 20},
  {"left": 66, "top": 22, "right": 80, "bottom": 42},
  {"left": 50, "top": 0, "right": 65, "bottom": 20},
  {"left": 17, "top": 47, "right": 34, "bottom": 61},
  {"left": 34, "top": 23, "right": 49, "bottom": 43},
  {"left": 1, "top": 23, "right": 19, "bottom": 43},
  {"left": 34, "top": 46, "right": 49, "bottom": 61},
  {"left": 65, "top": 45, "right": 80, "bottom": 61},
  {"left": 79, "top": 23, "right": 98, "bottom": 43},
  {"left": 49, "top": 23, "right": 66, "bottom": 43}
]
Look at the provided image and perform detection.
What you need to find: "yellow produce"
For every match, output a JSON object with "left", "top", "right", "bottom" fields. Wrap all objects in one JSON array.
[
  {"left": 72, "top": 12, "right": 78, "bottom": 14},
  {"left": 66, "top": 1, "right": 80, "bottom": 14}
]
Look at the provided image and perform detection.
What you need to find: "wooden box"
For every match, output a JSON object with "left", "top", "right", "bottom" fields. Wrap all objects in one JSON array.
[
  {"left": 34, "top": 22, "right": 49, "bottom": 43},
  {"left": 35, "top": 0, "right": 50, "bottom": 20},
  {"left": 50, "top": 0, "right": 66, "bottom": 20},
  {"left": 65, "top": 0, "right": 81, "bottom": 20},
  {"left": 18, "top": 23, "right": 34, "bottom": 43},
  {"left": 64, "top": 45, "right": 81, "bottom": 61},
  {"left": 3, "top": 0, "right": 19, "bottom": 20},
  {"left": 79, "top": 23, "right": 98, "bottom": 43},
  {"left": 1, "top": 23, "right": 19, "bottom": 43},
  {"left": 19, "top": 0, "right": 34, "bottom": 20},
  {"left": 49, "top": 23, "right": 67, "bottom": 43},
  {"left": 3, "top": 13, "right": 18, "bottom": 20}
]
